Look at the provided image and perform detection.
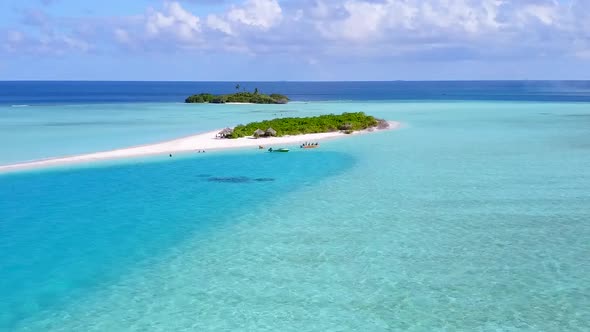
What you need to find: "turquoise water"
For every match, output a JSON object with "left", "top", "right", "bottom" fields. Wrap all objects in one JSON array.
[
  {"left": 1, "top": 101, "right": 590, "bottom": 330},
  {"left": 0, "top": 102, "right": 313, "bottom": 165}
]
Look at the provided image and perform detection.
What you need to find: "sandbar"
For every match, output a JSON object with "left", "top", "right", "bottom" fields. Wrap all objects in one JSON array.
[{"left": 0, "top": 121, "right": 400, "bottom": 173}]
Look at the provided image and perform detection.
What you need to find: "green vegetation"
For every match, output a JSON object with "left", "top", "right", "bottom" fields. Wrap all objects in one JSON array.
[
  {"left": 185, "top": 91, "right": 289, "bottom": 104},
  {"left": 229, "top": 112, "right": 387, "bottom": 138}
]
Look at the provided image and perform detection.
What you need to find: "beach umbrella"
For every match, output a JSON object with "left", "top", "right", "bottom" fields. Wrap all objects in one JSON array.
[
  {"left": 265, "top": 127, "right": 277, "bottom": 137},
  {"left": 218, "top": 127, "right": 233, "bottom": 138},
  {"left": 253, "top": 129, "right": 265, "bottom": 138}
]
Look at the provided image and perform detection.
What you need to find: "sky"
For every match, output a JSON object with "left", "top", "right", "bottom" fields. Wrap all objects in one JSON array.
[{"left": 0, "top": 0, "right": 589, "bottom": 80}]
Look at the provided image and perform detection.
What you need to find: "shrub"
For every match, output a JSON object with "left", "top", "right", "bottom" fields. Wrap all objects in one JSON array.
[
  {"left": 185, "top": 93, "right": 215, "bottom": 103},
  {"left": 228, "top": 112, "right": 379, "bottom": 138},
  {"left": 185, "top": 91, "right": 290, "bottom": 104}
]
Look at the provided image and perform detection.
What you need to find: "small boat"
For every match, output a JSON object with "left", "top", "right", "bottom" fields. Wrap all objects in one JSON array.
[{"left": 268, "top": 148, "right": 289, "bottom": 153}]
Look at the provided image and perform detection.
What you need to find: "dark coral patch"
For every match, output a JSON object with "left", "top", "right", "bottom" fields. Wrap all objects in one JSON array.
[
  {"left": 205, "top": 176, "right": 276, "bottom": 183},
  {"left": 207, "top": 176, "right": 251, "bottom": 183},
  {"left": 254, "top": 178, "right": 275, "bottom": 182}
]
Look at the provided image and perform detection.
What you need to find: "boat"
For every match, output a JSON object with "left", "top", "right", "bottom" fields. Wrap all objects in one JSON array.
[{"left": 268, "top": 148, "right": 289, "bottom": 153}]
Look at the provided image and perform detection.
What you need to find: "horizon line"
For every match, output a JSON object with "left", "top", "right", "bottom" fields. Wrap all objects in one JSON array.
[{"left": 1, "top": 79, "right": 590, "bottom": 83}]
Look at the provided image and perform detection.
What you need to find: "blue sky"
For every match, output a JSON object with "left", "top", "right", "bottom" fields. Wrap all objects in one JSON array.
[{"left": 0, "top": 0, "right": 589, "bottom": 80}]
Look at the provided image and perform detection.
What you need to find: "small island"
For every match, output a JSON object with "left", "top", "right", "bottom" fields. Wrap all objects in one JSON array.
[
  {"left": 1, "top": 112, "right": 399, "bottom": 172},
  {"left": 185, "top": 85, "right": 289, "bottom": 104},
  {"left": 219, "top": 112, "right": 389, "bottom": 139}
]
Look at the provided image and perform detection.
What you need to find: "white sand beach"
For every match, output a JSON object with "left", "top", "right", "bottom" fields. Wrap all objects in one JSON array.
[{"left": 0, "top": 121, "right": 400, "bottom": 172}]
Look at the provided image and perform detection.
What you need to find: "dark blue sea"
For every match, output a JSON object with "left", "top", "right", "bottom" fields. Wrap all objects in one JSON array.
[{"left": 1, "top": 81, "right": 590, "bottom": 105}]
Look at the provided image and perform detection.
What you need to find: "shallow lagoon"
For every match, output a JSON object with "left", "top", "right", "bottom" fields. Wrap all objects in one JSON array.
[{"left": 1, "top": 99, "right": 589, "bottom": 331}]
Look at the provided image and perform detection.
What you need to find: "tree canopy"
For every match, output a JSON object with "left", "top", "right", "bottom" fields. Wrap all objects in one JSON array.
[
  {"left": 185, "top": 91, "right": 289, "bottom": 104},
  {"left": 229, "top": 112, "right": 385, "bottom": 138}
]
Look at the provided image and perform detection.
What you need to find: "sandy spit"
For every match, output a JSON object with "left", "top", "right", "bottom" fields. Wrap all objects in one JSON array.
[{"left": 0, "top": 121, "right": 401, "bottom": 173}]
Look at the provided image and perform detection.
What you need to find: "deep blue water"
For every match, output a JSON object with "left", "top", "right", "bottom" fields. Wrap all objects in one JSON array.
[{"left": 1, "top": 81, "right": 590, "bottom": 104}]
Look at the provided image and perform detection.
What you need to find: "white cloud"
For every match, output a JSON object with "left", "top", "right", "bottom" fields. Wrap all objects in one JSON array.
[
  {"left": 5, "top": 0, "right": 589, "bottom": 63},
  {"left": 519, "top": 3, "right": 559, "bottom": 25},
  {"left": 207, "top": 14, "right": 233, "bottom": 35},
  {"left": 310, "top": 0, "right": 331, "bottom": 19},
  {"left": 113, "top": 0, "right": 282, "bottom": 51},
  {"left": 324, "top": 1, "right": 389, "bottom": 41},
  {"left": 204, "top": 0, "right": 283, "bottom": 36},
  {"left": 145, "top": 1, "right": 201, "bottom": 42},
  {"left": 60, "top": 35, "right": 91, "bottom": 51},
  {"left": 300, "top": 0, "right": 590, "bottom": 62},
  {"left": 315, "top": 0, "right": 509, "bottom": 42},
  {"left": 227, "top": 0, "right": 282, "bottom": 30},
  {"left": 114, "top": 28, "right": 131, "bottom": 44},
  {"left": 2, "top": 29, "right": 91, "bottom": 55}
]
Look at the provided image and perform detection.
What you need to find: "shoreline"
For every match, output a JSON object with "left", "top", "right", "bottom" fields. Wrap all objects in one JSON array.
[{"left": 0, "top": 121, "right": 401, "bottom": 173}]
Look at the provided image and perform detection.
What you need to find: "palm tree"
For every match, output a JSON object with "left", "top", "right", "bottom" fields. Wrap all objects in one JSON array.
[
  {"left": 235, "top": 83, "right": 240, "bottom": 91},
  {"left": 254, "top": 88, "right": 259, "bottom": 95}
]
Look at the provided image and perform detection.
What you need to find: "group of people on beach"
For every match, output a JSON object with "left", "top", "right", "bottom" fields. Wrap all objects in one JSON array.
[
  {"left": 258, "top": 142, "right": 319, "bottom": 150},
  {"left": 301, "top": 142, "right": 319, "bottom": 147},
  {"left": 169, "top": 149, "right": 206, "bottom": 158}
]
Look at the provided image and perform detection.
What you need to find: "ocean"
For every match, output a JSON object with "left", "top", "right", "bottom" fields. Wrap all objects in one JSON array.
[
  {"left": 0, "top": 82, "right": 589, "bottom": 331},
  {"left": 2, "top": 81, "right": 590, "bottom": 105}
]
